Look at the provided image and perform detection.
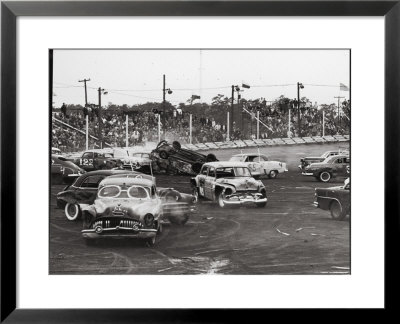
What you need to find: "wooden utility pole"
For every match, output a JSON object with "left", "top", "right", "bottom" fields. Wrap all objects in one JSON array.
[
  {"left": 231, "top": 85, "right": 235, "bottom": 135},
  {"left": 79, "top": 78, "right": 90, "bottom": 150},
  {"left": 334, "top": 96, "right": 345, "bottom": 132}
]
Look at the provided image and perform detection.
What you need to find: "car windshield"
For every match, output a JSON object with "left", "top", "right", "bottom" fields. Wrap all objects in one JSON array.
[
  {"left": 321, "top": 151, "right": 331, "bottom": 158},
  {"left": 98, "top": 185, "right": 151, "bottom": 199},
  {"left": 216, "top": 167, "right": 251, "bottom": 178},
  {"left": 229, "top": 156, "right": 245, "bottom": 162}
]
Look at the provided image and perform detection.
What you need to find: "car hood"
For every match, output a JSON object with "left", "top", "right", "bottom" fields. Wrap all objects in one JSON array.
[
  {"left": 216, "top": 177, "right": 260, "bottom": 190},
  {"left": 93, "top": 198, "right": 160, "bottom": 220},
  {"left": 307, "top": 162, "right": 328, "bottom": 168}
]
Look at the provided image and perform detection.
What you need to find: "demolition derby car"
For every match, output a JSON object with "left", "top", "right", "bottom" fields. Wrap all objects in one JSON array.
[
  {"left": 151, "top": 140, "right": 218, "bottom": 175},
  {"left": 70, "top": 149, "right": 123, "bottom": 171},
  {"left": 313, "top": 178, "right": 350, "bottom": 220},
  {"left": 81, "top": 175, "right": 164, "bottom": 246},
  {"left": 298, "top": 149, "right": 349, "bottom": 170},
  {"left": 229, "top": 153, "right": 288, "bottom": 178},
  {"left": 302, "top": 154, "right": 350, "bottom": 182},
  {"left": 191, "top": 162, "right": 267, "bottom": 208},
  {"left": 57, "top": 170, "right": 195, "bottom": 224},
  {"left": 121, "top": 151, "right": 152, "bottom": 173},
  {"left": 51, "top": 154, "right": 85, "bottom": 184}
]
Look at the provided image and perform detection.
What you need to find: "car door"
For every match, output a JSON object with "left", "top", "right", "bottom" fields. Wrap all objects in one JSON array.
[
  {"left": 332, "top": 157, "right": 346, "bottom": 176},
  {"left": 255, "top": 155, "right": 270, "bottom": 174},
  {"left": 342, "top": 157, "right": 351, "bottom": 177},
  {"left": 204, "top": 167, "right": 216, "bottom": 199},
  {"left": 74, "top": 174, "right": 106, "bottom": 204},
  {"left": 197, "top": 166, "right": 208, "bottom": 197},
  {"left": 80, "top": 152, "right": 94, "bottom": 171},
  {"left": 246, "top": 156, "right": 261, "bottom": 175}
]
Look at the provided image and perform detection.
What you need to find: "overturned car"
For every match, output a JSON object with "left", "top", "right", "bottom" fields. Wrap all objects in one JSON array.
[
  {"left": 151, "top": 140, "right": 218, "bottom": 175},
  {"left": 191, "top": 162, "right": 267, "bottom": 208}
]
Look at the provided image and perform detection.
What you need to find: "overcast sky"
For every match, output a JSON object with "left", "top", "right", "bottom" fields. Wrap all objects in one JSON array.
[{"left": 53, "top": 49, "right": 350, "bottom": 108}]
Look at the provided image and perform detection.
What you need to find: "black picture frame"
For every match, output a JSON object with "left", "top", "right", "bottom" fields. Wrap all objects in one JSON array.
[{"left": 1, "top": 0, "right": 398, "bottom": 322}]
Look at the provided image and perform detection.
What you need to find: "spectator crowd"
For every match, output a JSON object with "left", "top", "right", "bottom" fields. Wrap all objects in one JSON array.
[{"left": 52, "top": 101, "right": 350, "bottom": 152}]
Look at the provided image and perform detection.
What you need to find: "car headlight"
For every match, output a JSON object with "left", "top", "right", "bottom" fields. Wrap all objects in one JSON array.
[{"left": 144, "top": 213, "right": 154, "bottom": 227}]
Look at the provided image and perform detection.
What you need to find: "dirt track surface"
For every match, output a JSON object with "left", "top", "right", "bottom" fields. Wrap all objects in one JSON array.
[{"left": 50, "top": 143, "right": 350, "bottom": 275}]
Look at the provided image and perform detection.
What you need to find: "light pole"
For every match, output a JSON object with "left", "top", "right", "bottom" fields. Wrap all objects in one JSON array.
[
  {"left": 297, "top": 82, "right": 304, "bottom": 136},
  {"left": 162, "top": 74, "right": 173, "bottom": 139},
  {"left": 230, "top": 83, "right": 250, "bottom": 139},
  {"left": 98, "top": 87, "right": 108, "bottom": 148}
]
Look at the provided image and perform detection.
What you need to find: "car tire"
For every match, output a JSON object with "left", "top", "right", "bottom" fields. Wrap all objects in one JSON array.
[
  {"left": 159, "top": 150, "right": 169, "bottom": 159},
  {"left": 206, "top": 153, "right": 217, "bottom": 162},
  {"left": 192, "top": 187, "right": 200, "bottom": 203},
  {"left": 65, "top": 202, "right": 81, "bottom": 221},
  {"left": 268, "top": 170, "right": 278, "bottom": 179},
  {"left": 319, "top": 171, "right": 331, "bottom": 182},
  {"left": 172, "top": 141, "right": 181, "bottom": 150},
  {"left": 217, "top": 193, "right": 226, "bottom": 208},
  {"left": 146, "top": 235, "right": 157, "bottom": 247},
  {"left": 192, "top": 162, "right": 202, "bottom": 174},
  {"left": 330, "top": 201, "right": 346, "bottom": 220}
]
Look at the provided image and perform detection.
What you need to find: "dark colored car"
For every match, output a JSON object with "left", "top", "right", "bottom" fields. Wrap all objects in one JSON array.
[
  {"left": 51, "top": 154, "right": 85, "bottom": 184},
  {"left": 298, "top": 150, "right": 349, "bottom": 170},
  {"left": 151, "top": 140, "right": 218, "bottom": 175},
  {"left": 56, "top": 170, "right": 142, "bottom": 221},
  {"left": 301, "top": 154, "right": 350, "bottom": 182},
  {"left": 71, "top": 150, "right": 122, "bottom": 171},
  {"left": 313, "top": 178, "right": 350, "bottom": 220},
  {"left": 57, "top": 170, "right": 196, "bottom": 224}
]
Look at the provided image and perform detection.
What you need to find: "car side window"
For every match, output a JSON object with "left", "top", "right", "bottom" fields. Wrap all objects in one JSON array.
[
  {"left": 208, "top": 167, "right": 216, "bottom": 178},
  {"left": 336, "top": 158, "right": 343, "bottom": 164},
  {"left": 255, "top": 156, "right": 266, "bottom": 162},
  {"left": 82, "top": 152, "right": 92, "bottom": 159},
  {"left": 201, "top": 166, "right": 209, "bottom": 175},
  {"left": 80, "top": 175, "right": 104, "bottom": 188}
]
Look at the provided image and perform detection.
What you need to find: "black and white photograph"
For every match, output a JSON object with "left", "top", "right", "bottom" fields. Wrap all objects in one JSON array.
[{"left": 49, "top": 49, "right": 350, "bottom": 275}]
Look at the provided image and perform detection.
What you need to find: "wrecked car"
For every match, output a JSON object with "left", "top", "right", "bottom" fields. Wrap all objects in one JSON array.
[
  {"left": 302, "top": 154, "right": 350, "bottom": 182},
  {"left": 313, "top": 178, "right": 350, "bottom": 220},
  {"left": 151, "top": 140, "right": 218, "bottom": 175},
  {"left": 229, "top": 153, "right": 288, "bottom": 178},
  {"left": 70, "top": 149, "right": 123, "bottom": 171},
  {"left": 51, "top": 154, "right": 85, "bottom": 185},
  {"left": 81, "top": 174, "right": 196, "bottom": 246},
  {"left": 298, "top": 149, "right": 349, "bottom": 170},
  {"left": 81, "top": 175, "right": 164, "bottom": 246},
  {"left": 191, "top": 162, "right": 267, "bottom": 208},
  {"left": 57, "top": 170, "right": 195, "bottom": 224}
]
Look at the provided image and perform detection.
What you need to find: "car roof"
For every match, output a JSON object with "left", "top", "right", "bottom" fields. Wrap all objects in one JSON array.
[
  {"left": 99, "top": 175, "right": 154, "bottom": 187},
  {"left": 203, "top": 161, "right": 249, "bottom": 168},
  {"left": 325, "top": 154, "right": 350, "bottom": 162},
  {"left": 80, "top": 170, "right": 140, "bottom": 177},
  {"left": 232, "top": 153, "right": 267, "bottom": 157}
]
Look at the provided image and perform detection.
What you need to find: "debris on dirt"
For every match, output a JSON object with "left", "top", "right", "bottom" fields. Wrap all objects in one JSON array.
[
  {"left": 276, "top": 228, "right": 290, "bottom": 236},
  {"left": 304, "top": 239, "right": 308, "bottom": 243},
  {"left": 205, "top": 217, "right": 213, "bottom": 220},
  {"left": 295, "top": 226, "right": 316, "bottom": 232},
  {"left": 331, "top": 266, "right": 350, "bottom": 270},
  {"left": 200, "top": 236, "right": 207, "bottom": 238},
  {"left": 158, "top": 267, "right": 174, "bottom": 273},
  {"left": 310, "top": 233, "right": 326, "bottom": 236}
]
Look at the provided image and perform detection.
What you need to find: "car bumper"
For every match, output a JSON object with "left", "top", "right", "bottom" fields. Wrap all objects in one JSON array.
[
  {"left": 313, "top": 201, "right": 319, "bottom": 208},
  {"left": 81, "top": 226, "right": 157, "bottom": 239},
  {"left": 302, "top": 172, "right": 314, "bottom": 176},
  {"left": 223, "top": 195, "right": 267, "bottom": 206}
]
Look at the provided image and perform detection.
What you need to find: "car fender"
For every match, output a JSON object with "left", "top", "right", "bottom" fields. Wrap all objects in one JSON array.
[
  {"left": 57, "top": 191, "right": 78, "bottom": 205},
  {"left": 214, "top": 184, "right": 236, "bottom": 197}
]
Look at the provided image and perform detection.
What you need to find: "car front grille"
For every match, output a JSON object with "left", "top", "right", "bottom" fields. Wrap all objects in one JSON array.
[{"left": 92, "top": 217, "right": 142, "bottom": 229}]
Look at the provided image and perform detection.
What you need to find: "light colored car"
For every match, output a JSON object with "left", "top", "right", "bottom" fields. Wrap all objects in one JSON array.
[
  {"left": 81, "top": 175, "right": 163, "bottom": 246},
  {"left": 122, "top": 151, "right": 152, "bottom": 172},
  {"left": 229, "top": 153, "right": 287, "bottom": 178},
  {"left": 191, "top": 162, "right": 267, "bottom": 208}
]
